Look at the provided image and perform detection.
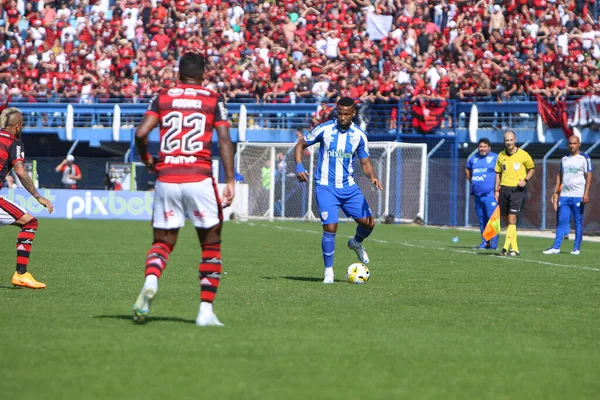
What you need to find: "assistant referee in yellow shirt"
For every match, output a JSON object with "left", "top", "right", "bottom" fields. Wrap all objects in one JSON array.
[{"left": 494, "top": 130, "right": 535, "bottom": 256}]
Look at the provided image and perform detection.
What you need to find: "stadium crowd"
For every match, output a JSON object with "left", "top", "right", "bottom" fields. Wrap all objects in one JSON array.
[{"left": 0, "top": 0, "right": 599, "bottom": 108}]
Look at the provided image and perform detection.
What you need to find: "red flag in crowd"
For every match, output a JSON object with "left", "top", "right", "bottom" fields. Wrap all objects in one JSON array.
[
  {"left": 536, "top": 95, "right": 573, "bottom": 138},
  {"left": 411, "top": 100, "right": 447, "bottom": 133}
]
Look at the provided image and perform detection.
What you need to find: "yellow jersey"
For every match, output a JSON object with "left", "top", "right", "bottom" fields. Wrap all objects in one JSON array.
[{"left": 495, "top": 148, "right": 535, "bottom": 187}]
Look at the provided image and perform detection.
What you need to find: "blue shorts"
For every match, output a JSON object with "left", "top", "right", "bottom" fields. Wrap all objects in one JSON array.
[{"left": 315, "top": 184, "right": 372, "bottom": 224}]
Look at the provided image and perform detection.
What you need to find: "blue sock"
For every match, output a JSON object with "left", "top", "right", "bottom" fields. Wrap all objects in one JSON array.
[
  {"left": 354, "top": 225, "right": 372, "bottom": 243},
  {"left": 322, "top": 232, "right": 336, "bottom": 268}
]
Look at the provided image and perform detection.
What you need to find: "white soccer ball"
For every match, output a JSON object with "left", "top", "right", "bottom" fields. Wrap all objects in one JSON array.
[{"left": 346, "top": 263, "right": 370, "bottom": 284}]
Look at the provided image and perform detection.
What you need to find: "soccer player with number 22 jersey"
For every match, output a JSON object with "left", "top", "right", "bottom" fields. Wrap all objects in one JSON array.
[{"left": 133, "top": 52, "right": 235, "bottom": 327}]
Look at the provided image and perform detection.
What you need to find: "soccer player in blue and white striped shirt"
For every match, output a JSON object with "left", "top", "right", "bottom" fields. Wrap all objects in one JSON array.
[
  {"left": 543, "top": 135, "right": 593, "bottom": 255},
  {"left": 294, "top": 97, "right": 383, "bottom": 283}
]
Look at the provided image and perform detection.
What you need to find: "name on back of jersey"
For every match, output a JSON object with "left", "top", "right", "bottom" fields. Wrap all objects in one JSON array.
[
  {"left": 171, "top": 99, "right": 203, "bottom": 109},
  {"left": 168, "top": 87, "right": 213, "bottom": 110}
]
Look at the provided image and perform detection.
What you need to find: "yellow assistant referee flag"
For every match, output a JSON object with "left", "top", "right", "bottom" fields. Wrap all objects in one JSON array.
[{"left": 483, "top": 205, "right": 501, "bottom": 241}]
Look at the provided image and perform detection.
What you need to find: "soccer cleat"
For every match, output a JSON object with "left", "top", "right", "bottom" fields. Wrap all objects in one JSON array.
[
  {"left": 132, "top": 285, "right": 157, "bottom": 324},
  {"left": 323, "top": 268, "right": 334, "bottom": 284},
  {"left": 508, "top": 250, "right": 520, "bottom": 257},
  {"left": 570, "top": 250, "right": 580, "bottom": 255},
  {"left": 497, "top": 248, "right": 508, "bottom": 257},
  {"left": 196, "top": 312, "right": 224, "bottom": 327},
  {"left": 542, "top": 248, "right": 560, "bottom": 255},
  {"left": 11, "top": 272, "right": 46, "bottom": 289},
  {"left": 348, "top": 238, "right": 370, "bottom": 264}
]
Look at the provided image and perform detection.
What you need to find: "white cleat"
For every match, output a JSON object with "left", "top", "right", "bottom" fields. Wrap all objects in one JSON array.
[
  {"left": 542, "top": 248, "right": 560, "bottom": 255},
  {"left": 348, "top": 238, "right": 370, "bottom": 264},
  {"left": 196, "top": 312, "right": 224, "bottom": 327},
  {"left": 570, "top": 250, "right": 580, "bottom": 255},
  {"left": 132, "top": 286, "right": 157, "bottom": 324},
  {"left": 323, "top": 268, "right": 334, "bottom": 284}
]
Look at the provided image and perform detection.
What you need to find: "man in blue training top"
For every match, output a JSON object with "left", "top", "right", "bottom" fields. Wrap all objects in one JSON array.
[
  {"left": 465, "top": 138, "right": 499, "bottom": 249},
  {"left": 294, "top": 97, "right": 383, "bottom": 283},
  {"left": 543, "top": 134, "right": 593, "bottom": 255}
]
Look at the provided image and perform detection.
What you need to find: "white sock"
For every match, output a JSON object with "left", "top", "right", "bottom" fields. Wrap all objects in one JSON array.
[
  {"left": 200, "top": 302, "right": 213, "bottom": 314},
  {"left": 144, "top": 275, "right": 158, "bottom": 290}
]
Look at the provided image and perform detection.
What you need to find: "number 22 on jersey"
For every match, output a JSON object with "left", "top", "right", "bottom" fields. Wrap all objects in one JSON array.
[{"left": 160, "top": 111, "right": 206, "bottom": 155}]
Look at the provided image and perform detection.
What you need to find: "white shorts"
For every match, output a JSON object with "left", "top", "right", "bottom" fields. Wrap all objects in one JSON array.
[
  {"left": 0, "top": 196, "right": 27, "bottom": 226},
  {"left": 152, "top": 179, "right": 222, "bottom": 229}
]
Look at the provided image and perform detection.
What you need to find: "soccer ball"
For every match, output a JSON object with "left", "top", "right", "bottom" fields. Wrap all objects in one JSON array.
[{"left": 346, "top": 263, "right": 370, "bottom": 284}]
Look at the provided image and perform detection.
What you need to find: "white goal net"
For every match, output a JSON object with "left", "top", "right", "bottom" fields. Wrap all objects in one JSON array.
[{"left": 235, "top": 142, "right": 426, "bottom": 222}]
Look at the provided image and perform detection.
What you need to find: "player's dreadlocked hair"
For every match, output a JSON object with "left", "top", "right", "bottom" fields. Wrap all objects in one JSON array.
[
  {"left": 179, "top": 52, "right": 206, "bottom": 81},
  {"left": 0, "top": 107, "right": 22, "bottom": 129}
]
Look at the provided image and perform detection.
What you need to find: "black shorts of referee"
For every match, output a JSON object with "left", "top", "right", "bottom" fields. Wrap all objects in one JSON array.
[{"left": 499, "top": 186, "right": 525, "bottom": 216}]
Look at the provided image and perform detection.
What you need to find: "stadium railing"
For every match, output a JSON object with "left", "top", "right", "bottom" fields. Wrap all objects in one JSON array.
[{"left": 11, "top": 99, "right": 544, "bottom": 140}]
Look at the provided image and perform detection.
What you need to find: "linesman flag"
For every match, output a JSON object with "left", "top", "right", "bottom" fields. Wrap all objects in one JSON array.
[{"left": 483, "top": 205, "right": 500, "bottom": 241}]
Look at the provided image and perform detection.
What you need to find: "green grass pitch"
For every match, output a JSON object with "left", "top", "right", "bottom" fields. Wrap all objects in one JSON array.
[{"left": 1, "top": 219, "right": 599, "bottom": 400}]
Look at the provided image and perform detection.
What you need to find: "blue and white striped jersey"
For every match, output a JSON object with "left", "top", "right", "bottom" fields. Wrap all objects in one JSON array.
[
  {"left": 305, "top": 119, "right": 370, "bottom": 188},
  {"left": 560, "top": 152, "right": 593, "bottom": 197}
]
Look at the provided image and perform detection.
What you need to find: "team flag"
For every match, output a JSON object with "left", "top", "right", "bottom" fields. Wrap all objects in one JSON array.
[
  {"left": 411, "top": 100, "right": 447, "bottom": 133},
  {"left": 536, "top": 95, "right": 573, "bottom": 138},
  {"left": 482, "top": 205, "right": 500, "bottom": 241}
]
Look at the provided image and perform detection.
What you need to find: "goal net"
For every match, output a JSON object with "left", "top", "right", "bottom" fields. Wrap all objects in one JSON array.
[{"left": 235, "top": 142, "right": 426, "bottom": 223}]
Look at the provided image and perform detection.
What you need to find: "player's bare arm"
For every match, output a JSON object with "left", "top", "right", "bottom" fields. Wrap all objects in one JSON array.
[
  {"left": 583, "top": 171, "right": 593, "bottom": 203},
  {"left": 217, "top": 124, "right": 235, "bottom": 207},
  {"left": 294, "top": 137, "right": 309, "bottom": 182},
  {"left": 551, "top": 172, "right": 562, "bottom": 210},
  {"left": 360, "top": 157, "right": 383, "bottom": 190},
  {"left": 13, "top": 161, "right": 53, "bottom": 213},
  {"left": 135, "top": 113, "right": 159, "bottom": 170}
]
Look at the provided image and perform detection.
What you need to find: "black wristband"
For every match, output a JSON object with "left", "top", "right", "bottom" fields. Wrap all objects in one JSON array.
[{"left": 524, "top": 178, "right": 529, "bottom": 182}]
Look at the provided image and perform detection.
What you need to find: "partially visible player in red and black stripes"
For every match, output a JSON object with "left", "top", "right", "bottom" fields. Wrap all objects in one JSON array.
[
  {"left": 0, "top": 107, "right": 54, "bottom": 289},
  {"left": 132, "top": 51, "right": 235, "bottom": 326}
]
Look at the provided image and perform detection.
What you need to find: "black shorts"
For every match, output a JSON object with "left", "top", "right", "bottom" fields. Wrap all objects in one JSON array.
[{"left": 499, "top": 186, "right": 525, "bottom": 216}]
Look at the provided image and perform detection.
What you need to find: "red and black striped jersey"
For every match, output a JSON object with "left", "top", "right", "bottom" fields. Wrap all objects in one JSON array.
[
  {"left": 145, "top": 84, "right": 230, "bottom": 183},
  {"left": 0, "top": 129, "right": 24, "bottom": 186}
]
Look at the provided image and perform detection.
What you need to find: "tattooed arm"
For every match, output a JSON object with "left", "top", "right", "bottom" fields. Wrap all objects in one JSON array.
[{"left": 13, "top": 161, "right": 54, "bottom": 213}]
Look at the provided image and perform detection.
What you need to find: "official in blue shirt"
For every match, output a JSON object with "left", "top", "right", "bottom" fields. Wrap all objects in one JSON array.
[{"left": 465, "top": 138, "right": 499, "bottom": 249}]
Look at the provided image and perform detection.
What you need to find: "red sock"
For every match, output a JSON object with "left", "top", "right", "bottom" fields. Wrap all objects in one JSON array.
[
  {"left": 199, "top": 242, "right": 222, "bottom": 303},
  {"left": 16, "top": 218, "right": 38, "bottom": 274},
  {"left": 145, "top": 241, "right": 174, "bottom": 278}
]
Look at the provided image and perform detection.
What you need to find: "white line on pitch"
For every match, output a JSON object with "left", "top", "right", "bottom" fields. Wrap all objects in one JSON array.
[{"left": 258, "top": 223, "right": 600, "bottom": 273}]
